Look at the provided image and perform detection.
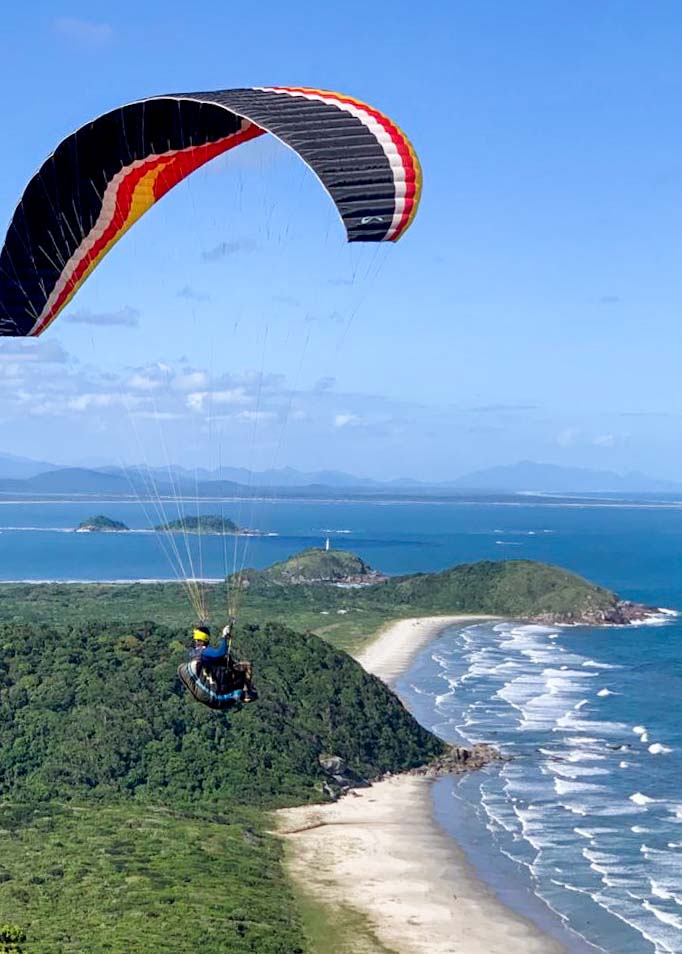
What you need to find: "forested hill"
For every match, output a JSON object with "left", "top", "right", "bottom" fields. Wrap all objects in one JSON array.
[
  {"left": 0, "top": 608, "right": 446, "bottom": 951},
  {"left": 239, "top": 553, "right": 650, "bottom": 626},
  {"left": 0, "top": 556, "right": 653, "bottom": 659},
  {"left": 0, "top": 619, "right": 443, "bottom": 807},
  {"left": 242, "top": 546, "right": 385, "bottom": 585},
  {"left": 369, "top": 559, "right": 626, "bottom": 623}
]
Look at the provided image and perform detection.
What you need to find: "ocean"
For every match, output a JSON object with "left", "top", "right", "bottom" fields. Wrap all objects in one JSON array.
[
  {"left": 1, "top": 493, "right": 682, "bottom": 952},
  {"left": 3, "top": 493, "right": 682, "bottom": 595}
]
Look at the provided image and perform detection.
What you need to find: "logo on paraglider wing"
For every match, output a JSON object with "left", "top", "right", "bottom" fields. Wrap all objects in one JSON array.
[{"left": 360, "top": 216, "right": 385, "bottom": 224}]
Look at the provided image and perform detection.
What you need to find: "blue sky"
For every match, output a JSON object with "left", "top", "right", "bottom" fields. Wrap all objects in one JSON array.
[{"left": 2, "top": 1, "right": 682, "bottom": 479}]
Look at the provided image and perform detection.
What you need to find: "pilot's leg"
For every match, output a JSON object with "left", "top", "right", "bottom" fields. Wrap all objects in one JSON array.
[{"left": 239, "top": 662, "right": 257, "bottom": 703}]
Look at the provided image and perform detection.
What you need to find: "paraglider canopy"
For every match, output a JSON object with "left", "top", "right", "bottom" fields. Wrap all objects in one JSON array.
[{"left": 0, "top": 86, "right": 422, "bottom": 338}]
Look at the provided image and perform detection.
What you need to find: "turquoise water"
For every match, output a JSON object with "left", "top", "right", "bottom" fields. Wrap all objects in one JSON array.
[{"left": 2, "top": 494, "right": 682, "bottom": 952}]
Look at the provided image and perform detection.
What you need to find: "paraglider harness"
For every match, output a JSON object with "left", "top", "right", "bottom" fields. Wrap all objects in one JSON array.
[{"left": 178, "top": 622, "right": 257, "bottom": 711}]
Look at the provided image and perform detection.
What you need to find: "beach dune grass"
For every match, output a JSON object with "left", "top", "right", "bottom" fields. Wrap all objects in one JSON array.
[{"left": 293, "top": 886, "right": 397, "bottom": 954}]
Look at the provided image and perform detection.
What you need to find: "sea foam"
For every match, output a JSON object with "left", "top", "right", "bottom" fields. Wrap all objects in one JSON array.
[{"left": 630, "top": 792, "right": 656, "bottom": 806}]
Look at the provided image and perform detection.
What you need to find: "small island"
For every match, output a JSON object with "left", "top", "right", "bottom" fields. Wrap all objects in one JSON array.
[
  {"left": 154, "top": 514, "right": 239, "bottom": 535},
  {"left": 75, "top": 515, "right": 129, "bottom": 533}
]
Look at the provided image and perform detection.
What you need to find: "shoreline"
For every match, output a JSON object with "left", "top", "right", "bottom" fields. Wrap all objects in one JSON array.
[
  {"left": 278, "top": 615, "right": 565, "bottom": 954},
  {"left": 279, "top": 775, "right": 563, "bottom": 954},
  {"left": 355, "top": 614, "right": 497, "bottom": 686}
]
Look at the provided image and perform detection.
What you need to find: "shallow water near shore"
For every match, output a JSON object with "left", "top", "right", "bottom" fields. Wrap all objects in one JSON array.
[{"left": 396, "top": 614, "right": 682, "bottom": 954}]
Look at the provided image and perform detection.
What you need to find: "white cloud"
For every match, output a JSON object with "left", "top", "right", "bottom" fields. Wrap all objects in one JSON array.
[
  {"left": 65, "top": 306, "right": 139, "bottom": 327},
  {"left": 0, "top": 364, "right": 25, "bottom": 380},
  {"left": 172, "top": 371, "right": 210, "bottom": 393},
  {"left": 128, "top": 373, "right": 165, "bottom": 392},
  {"left": 334, "top": 413, "right": 361, "bottom": 428},
  {"left": 133, "top": 411, "right": 186, "bottom": 421},
  {"left": 186, "top": 388, "right": 251, "bottom": 412},
  {"left": 0, "top": 352, "right": 427, "bottom": 467},
  {"left": 593, "top": 433, "right": 616, "bottom": 447},
  {"left": 556, "top": 429, "right": 617, "bottom": 449},
  {"left": 0, "top": 340, "right": 69, "bottom": 363},
  {"left": 215, "top": 388, "right": 252, "bottom": 405},
  {"left": 68, "top": 393, "right": 139, "bottom": 412},
  {"left": 127, "top": 364, "right": 175, "bottom": 392},
  {"left": 233, "top": 410, "right": 276, "bottom": 423},
  {"left": 186, "top": 393, "right": 205, "bottom": 412}
]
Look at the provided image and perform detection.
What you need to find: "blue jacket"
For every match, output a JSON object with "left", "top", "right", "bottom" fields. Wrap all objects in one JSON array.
[{"left": 189, "top": 636, "right": 228, "bottom": 665}]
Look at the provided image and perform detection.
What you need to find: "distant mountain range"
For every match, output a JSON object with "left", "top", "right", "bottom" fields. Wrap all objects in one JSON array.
[
  {"left": 448, "top": 460, "right": 682, "bottom": 493},
  {"left": 0, "top": 455, "right": 677, "bottom": 497},
  {"left": 0, "top": 452, "right": 61, "bottom": 480},
  {"left": 97, "top": 464, "right": 393, "bottom": 489}
]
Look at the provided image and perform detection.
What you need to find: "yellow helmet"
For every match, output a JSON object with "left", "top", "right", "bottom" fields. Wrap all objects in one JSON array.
[{"left": 193, "top": 626, "right": 210, "bottom": 643}]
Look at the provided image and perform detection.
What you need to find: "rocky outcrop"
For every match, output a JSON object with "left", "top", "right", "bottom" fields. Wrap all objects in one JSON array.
[
  {"left": 406, "top": 743, "right": 505, "bottom": 778},
  {"left": 318, "top": 754, "right": 371, "bottom": 798},
  {"left": 531, "top": 599, "right": 659, "bottom": 627},
  {"left": 318, "top": 744, "right": 504, "bottom": 799}
]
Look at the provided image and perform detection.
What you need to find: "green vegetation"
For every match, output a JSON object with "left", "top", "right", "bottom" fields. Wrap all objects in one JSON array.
[
  {"left": 0, "top": 620, "right": 442, "bottom": 806},
  {"left": 0, "top": 803, "right": 303, "bottom": 954},
  {"left": 0, "top": 550, "right": 626, "bottom": 950},
  {"left": 237, "top": 555, "right": 620, "bottom": 646},
  {"left": 374, "top": 559, "right": 617, "bottom": 619},
  {"left": 155, "top": 515, "right": 239, "bottom": 534},
  {"left": 0, "top": 556, "right": 621, "bottom": 654},
  {"left": 244, "top": 547, "right": 383, "bottom": 585},
  {"left": 0, "top": 924, "right": 26, "bottom": 954},
  {"left": 293, "top": 889, "right": 395, "bottom": 954},
  {"left": 0, "top": 608, "right": 442, "bottom": 951},
  {"left": 0, "top": 580, "right": 391, "bottom": 653},
  {"left": 75, "top": 515, "right": 128, "bottom": 532}
]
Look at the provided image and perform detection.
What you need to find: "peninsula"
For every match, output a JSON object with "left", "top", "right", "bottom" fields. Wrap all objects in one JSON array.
[{"left": 236, "top": 549, "right": 656, "bottom": 628}]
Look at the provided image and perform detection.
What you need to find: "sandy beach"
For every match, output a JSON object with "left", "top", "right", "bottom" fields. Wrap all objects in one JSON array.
[
  {"left": 278, "top": 615, "right": 564, "bottom": 954},
  {"left": 355, "top": 614, "right": 496, "bottom": 686}
]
